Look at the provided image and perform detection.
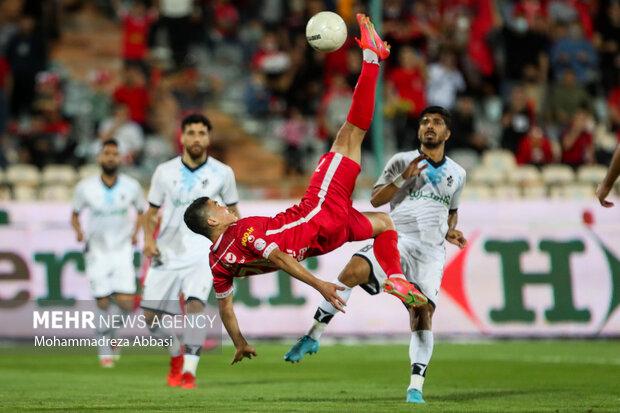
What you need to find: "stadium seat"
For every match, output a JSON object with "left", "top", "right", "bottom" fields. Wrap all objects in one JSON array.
[
  {"left": 481, "top": 150, "right": 517, "bottom": 172},
  {"left": 506, "top": 165, "right": 542, "bottom": 187},
  {"left": 447, "top": 149, "right": 479, "bottom": 172},
  {"left": 576, "top": 165, "right": 608, "bottom": 187},
  {"left": 40, "top": 185, "right": 72, "bottom": 201},
  {"left": 469, "top": 167, "right": 505, "bottom": 186},
  {"left": 522, "top": 183, "right": 547, "bottom": 199},
  {"left": 0, "top": 186, "right": 11, "bottom": 200},
  {"left": 42, "top": 165, "right": 77, "bottom": 185},
  {"left": 78, "top": 164, "right": 100, "bottom": 179},
  {"left": 460, "top": 184, "right": 494, "bottom": 200},
  {"left": 541, "top": 164, "right": 575, "bottom": 186},
  {"left": 6, "top": 164, "right": 40, "bottom": 187},
  {"left": 13, "top": 185, "right": 38, "bottom": 201},
  {"left": 549, "top": 184, "right": 594, "bottom": 199},
  {"left": 494, "top": 185, "right": 521, "bottom": 199}
]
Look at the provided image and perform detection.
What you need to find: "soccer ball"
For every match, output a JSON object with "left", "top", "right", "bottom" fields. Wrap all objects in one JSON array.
[{"left": 306, "top": 11, "right": 347, "bottom": 52}]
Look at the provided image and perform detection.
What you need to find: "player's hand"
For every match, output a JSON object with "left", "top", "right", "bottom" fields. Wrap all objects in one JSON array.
[
  {"left": 131, "top": 232, "right": 139, "bottom": 245},
  {"left": 446, "top": 229, "right": 467, "bottom": 249},
  {"left": 596, "top": 184, "right": 614, "bottom": 208},
  {"left": 401, "top": 154, "right": 428, "bottom": 180},
  {"left": 319, "top": 281, "right": 346, "bottom": 313},
  {"left": 143, "top": 241, "right": 160, "bottom": 258},
  {"left": 232, "top": 343, "right": 257, "bottom": 364},
  {"left": 76, "top": 230, "right": 84, "bottom": 243}
]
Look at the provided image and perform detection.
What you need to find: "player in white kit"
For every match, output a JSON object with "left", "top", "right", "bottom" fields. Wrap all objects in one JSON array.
[
  {"left": 71, "top": 139, "right": 145, "bottom": 367},
  {"left": 141, "top": 113, "right": 239, "bottom": 389},
  {"left": 284, "top": 106, "right": 467, "bottom": 404}
]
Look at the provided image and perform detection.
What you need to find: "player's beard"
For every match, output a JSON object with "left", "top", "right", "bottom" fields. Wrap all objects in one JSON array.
[
  {"left": 186, "top": 144, "right": 207, "bottom": 161},
  {"left": 420, "top": 133, "right": 443, "bottom": 149},
  {"left": 101, "top": 164, "right": 118, "bottom": 176}
]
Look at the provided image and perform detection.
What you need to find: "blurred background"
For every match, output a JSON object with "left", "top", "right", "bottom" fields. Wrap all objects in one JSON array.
[{"left": 0, "top": 0, "right": 619, "bottom": 200}]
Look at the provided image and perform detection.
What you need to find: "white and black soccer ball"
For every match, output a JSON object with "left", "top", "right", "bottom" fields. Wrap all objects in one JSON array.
[{"left": 305, "top": 11, "right": 347, "bottom": 52}]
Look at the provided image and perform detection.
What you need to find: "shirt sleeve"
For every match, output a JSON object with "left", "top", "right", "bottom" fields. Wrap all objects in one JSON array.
[
  {"left": 221, "top": 167, "right": 239, "bottom": 206},
  {"left": 147, "top": 166, "right": 165, "bottom": 207},
  {"left": 72, "top": 182, "right": 87, "bottom": 213},
  {"left": 213, "top": 274, "right": 234, "bottom": 299},
  {"left": 374, "top": 153, "right": 407, "bottom": 187},
  {"left": 450, "top": 171, "right": 466, "bottom": 210}
]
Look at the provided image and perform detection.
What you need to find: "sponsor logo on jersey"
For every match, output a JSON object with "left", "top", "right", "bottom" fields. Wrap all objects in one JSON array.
[
  {"left": 254, "top": 238, "right": 266, "bottom": 251},
  {"left": 241, "top": 227, "right": 255, "bottom": 246},
  {"left": 409, "top": 189, "right": 451, "bottom": 207}
]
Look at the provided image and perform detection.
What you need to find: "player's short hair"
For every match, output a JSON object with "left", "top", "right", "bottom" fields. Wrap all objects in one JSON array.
[
  {"left": 184, "top": 196, "right": 212, "bottom": 238},
  {"left": 419, "top": 106, "right": 452, "bottom": 130},
  {"left": 181, "top": 113, "right": 212, "bottom": 132},
  {"left": 101, "top": 139, "right": 119, "bottom": 149}
]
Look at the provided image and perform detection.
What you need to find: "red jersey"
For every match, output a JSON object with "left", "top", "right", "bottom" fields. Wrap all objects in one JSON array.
[
  {"left": 122, "top": 13, "right": 155, "bottom": 60},
  {"left": 210, "top": 153, "right": 373, "bottom": 298},
  {"left": 113, "top": 85, "right": 149, "bottom": 124}
]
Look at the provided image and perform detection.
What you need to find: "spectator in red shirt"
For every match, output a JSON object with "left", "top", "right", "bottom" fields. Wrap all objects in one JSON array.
[
  {"left": 561, "top": 107, "right": 595, "bottom": 168},
  {"left": 608, "top": 84, "right": 620, "bottom": 138},
  {"left": 0, "top": 57, "right": 10, "bottom": 137},
  {"left": 120, "top": 0, "right": 156, "bottom": 64},
  {"left": 516, "top": 125, "right": 555, "bottom": 166},
  {"left": 113, "top": 64, "right": 149, "bottom": 128},
  {"left": 386, "top": 46, "right": 427, "bottom": 150}
]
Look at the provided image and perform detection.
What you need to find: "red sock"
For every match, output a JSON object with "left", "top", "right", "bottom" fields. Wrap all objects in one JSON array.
[
  {"left": 373, "top": 229, "right": 404, "bottom": 278},
  {"left": 346, "top": 61, "right": 380, "bottom": 131}
]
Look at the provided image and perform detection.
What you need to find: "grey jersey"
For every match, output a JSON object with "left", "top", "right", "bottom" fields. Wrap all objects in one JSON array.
[{"left": 375, "top": 150, "right": 466, "bottom": 246}]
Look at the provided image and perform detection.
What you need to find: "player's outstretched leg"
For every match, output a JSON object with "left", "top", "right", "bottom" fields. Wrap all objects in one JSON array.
[
  {"left": 363, "top": 212, "right": 427, "bottom": 306},
  {"left": 284, "top": 256, "right": 370, "bottom": 363},
  {"left": 329, "top": 13, "right": 390, "bottom": 165},
  {"left": 406, "top": 304, "right": 434, "bottom": 403}
]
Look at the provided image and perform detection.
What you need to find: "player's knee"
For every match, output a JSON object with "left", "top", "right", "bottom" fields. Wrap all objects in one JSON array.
[
  {"left": 114, "top": 294, "right": 134, "bottom": 312},
  {"left": 96, "top": 297, "right": 110, "bottom": 310},
  {"left": 338, "top": 257, "right": 371, "bottom": 287},
  {"left": 143, "top": 309, "right": 157, "bottom": 327},
  {"left": 185, "top": 297, "right": 205, "bottom": 314},
  {"left": 374, "top": 213, "right": 395, "bottom": 234}
]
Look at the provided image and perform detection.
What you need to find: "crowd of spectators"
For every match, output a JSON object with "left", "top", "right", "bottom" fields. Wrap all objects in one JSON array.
[{"left": 0, "top": 0, "right": 619, "bottom": 182}]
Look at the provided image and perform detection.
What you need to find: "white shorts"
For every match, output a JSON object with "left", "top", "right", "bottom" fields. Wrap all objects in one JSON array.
[
  {"left": 355, "top": 235, "right": 446, "bottom": 306},
  {"left": 85, "top": 244, "right": 137, "bottom": 298},
  {"left": 141, "top": 257, "right": 213, "bottom": 314}
]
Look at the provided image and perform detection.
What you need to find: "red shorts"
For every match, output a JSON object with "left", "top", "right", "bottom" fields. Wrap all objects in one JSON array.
[{"left": 288, "top": 152, "right": 373, "bottom": 256}]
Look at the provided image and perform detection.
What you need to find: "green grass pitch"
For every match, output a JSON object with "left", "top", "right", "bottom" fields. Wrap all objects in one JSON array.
[{"left": 1, "top": 341, "right": 619, "bottom": 412}]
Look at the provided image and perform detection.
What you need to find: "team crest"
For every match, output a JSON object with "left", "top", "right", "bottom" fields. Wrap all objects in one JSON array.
[
  {"left": 202, "top": 178, "right": 209, "bottom": 187},
  {"left": 447, "top": 176, "right": 453, "bottom": 187}
]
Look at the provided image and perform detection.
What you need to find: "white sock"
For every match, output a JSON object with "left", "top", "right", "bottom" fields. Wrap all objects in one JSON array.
[
  {"left": 182, "top": 354, "right": 200, "bottom": 375},
  {"left": 95, "top": 306, "right": 113, "bottom": 356},
  {"left": 149, "top": 324, "right": 182, "bottom": 357},
  {"left": 408, "top": 330, "right": 434, "bottom": 391},
  {"left": 363, "top": 49, "right": 379, "bottom": 64},
  {"left": 307, "top": 281, "right": 352, "bottom": 340}
]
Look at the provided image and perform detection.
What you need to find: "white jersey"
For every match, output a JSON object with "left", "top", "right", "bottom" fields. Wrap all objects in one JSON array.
[
  {"left": 147, "top": 156, "right": 239, "bottom": 269},
  {"left": 375, "top": 150, "right": 466, "bottom": 247},
  {"left": 72, "top": 174, "right": 145, "bottom": 251}
]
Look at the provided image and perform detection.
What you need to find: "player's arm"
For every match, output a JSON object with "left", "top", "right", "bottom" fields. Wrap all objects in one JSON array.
[
  {"left": 267, "top": 247, "right": 347, "bottom": 312},
  {"left": 70, "top": 211, "right": 84, "bottom": 243},
  {"left": 370, "top": 154, "right": 427, "bottom": 207},
  {"left": 445, "top": 209, "right": 466, "bottom": 249},
  {"left": 218, "top": 294, "right": 257, "bottom": 364},
  {"left": 131, "top": 211, "right": 144, "bottom": 245},
  {"left": 143, "top": 205, "right": 160, "bottom": 257},
  {"left": 596, "top": 144, "right": 620, "bottom": 208}
]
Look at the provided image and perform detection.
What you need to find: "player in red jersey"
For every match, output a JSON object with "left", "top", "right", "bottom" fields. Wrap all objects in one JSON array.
[{"left": 184, "top": 14, "right": 427, "bottom": 363}]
